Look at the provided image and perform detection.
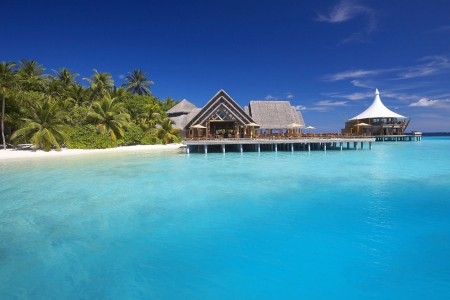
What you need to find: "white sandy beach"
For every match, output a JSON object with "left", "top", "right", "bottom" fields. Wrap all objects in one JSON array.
[{"left": 0, "top": 144, "right": 184, "bottom": 161}]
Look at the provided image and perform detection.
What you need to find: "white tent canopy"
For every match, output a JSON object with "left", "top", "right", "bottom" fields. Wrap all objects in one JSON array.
[{"left": 350, "top": 89, "right": 406, "bottom": 120}]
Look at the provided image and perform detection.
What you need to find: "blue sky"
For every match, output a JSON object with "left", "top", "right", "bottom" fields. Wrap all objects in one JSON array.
[{"left": 2, "top": 0, "right": 450, "bottom": 132}]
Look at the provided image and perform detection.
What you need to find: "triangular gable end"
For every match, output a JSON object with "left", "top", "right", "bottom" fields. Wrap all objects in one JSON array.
[{"left": 186, "top": 90, "right": 254, "bottom": 128}]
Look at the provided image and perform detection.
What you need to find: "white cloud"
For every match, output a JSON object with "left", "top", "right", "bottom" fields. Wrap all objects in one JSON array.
[
  {"left": 294, "top": 105, "right": 307, "bottom": 111},
  {"left": 396, "top": 56, "right": 450, "bottom": 80},
  {"left": 316, "top": 0, "right": 376, "bottom": 45},
  {"left": 285, "top": 92, "right": 294, "bottom": 99},
  {"left": 350, "top": 79, "right": 373, "bottom": 88},
  {"left": 324, "top": 92, "right": 372, "bottom": 100},
  {"left": 316, "top": 0, "right": 370, "bottom": 23},
  {"left": 409, "top": 98, "right": 450, "bottom": 107},
  {"left": 324, "top": 69, "right": 380, "bottom": 81},
  {"left": 265, "top": 94, "right": 276, "bottom": 100},
  {"left": 118, "top": 74, "right": 125, "bottom": 79},
  {"left": 317, "top": 100, "right": 348, "bottom": 106},
  {"left": 427, "top": 25, "right": 450, "bottom": 33}
]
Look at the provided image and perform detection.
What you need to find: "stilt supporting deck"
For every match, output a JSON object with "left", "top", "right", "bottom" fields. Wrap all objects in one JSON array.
[
  {"left": 361, "top": 142, "right": 364, "bottom": 149},
  {"left": 347, "top": 142, "right": 350, "bottom": 149},
  {"left": 324, "top": 143, "right": 327, "bottom": 151},
  {"left": 291, "top": 143, "right": 294, "bottom": 152},
  {"left": 354, "top": 142, "right": 357, "bottom": 150},
  {"left": 187, "top": 145, "right": 190, "bottom": 154},
  {"left": 369, "top": 142, "right": 372, "bottom": 150},
  {"left": 257, "top": 144, "right": 260, "bottom": 152},
  {"left": 340, "top": 142, "right": 343, "bottom": 151},
  {"left": 239, "top": 144, "right": 243, "bottom": 153},
  {"left": 275, "top": 144, "right": 278, "bottom": 152},
  {"left": 205, "top": 144, "right": 208, "bottom": 154},
  {"left": 308, "top": 143, "right": 311, "bottom": 152},
  {"left": 222, "top": 144, "right": 225, "bottom": 154}
]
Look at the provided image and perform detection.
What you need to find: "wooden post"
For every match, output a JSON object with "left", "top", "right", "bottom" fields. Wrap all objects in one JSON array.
[
  {"left": 308, "top": 143, "right": 310, "bottom": 152},
  {"left": 222, "top": 144, "right": 225, "bottom": 154},
  {"left": 340, "top": 142, "right": 343, "bottom": 151},
  {"left": 205, "top": 144, "right": 208, "bottom": 154},
  {"left": 240, "top": 144, "right": 243, "bottom": 153}
]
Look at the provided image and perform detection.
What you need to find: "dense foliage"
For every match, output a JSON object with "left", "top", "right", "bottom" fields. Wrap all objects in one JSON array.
[{"left": 0, "top": 60, "right": 180, "bottom": 151}]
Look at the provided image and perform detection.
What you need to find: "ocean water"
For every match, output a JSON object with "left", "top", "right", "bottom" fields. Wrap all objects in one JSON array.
[{"left": 1, "top": 138, "right": 450, "bottom": 299}]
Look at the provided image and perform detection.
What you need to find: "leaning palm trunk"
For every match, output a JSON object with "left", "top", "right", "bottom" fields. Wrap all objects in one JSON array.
[{"left": 1, "top": 93, "right": 5, "bottom": 149}]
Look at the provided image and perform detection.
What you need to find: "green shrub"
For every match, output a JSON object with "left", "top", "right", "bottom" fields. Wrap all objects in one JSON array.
[
  {"left": 117, "top": 123, "right": 145, "bottom": 146},
  {"left": 140, "top": 130, "right": 163, "bottom": 145},
  {"left": 67, "top": 125, "right": 118, "bottom": 149}
]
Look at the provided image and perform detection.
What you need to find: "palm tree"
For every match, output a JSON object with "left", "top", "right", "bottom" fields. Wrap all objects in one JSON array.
[
  {"left": 88, "top": 94, "right": 130, "bottom": 140},
  {"left": 83, "top": 69, "right": 114, "bottom": 108},
  {"left": 0, "top": 61, "right": 18, "bottom": 149},
  {"left": 18, "top": 59, "right": 46, "bottom": 80},
  {"left": 52, "top": 68, "right": 79, "bottom": 86},
  {"left": 122, "top": 69, "right": 153, "bottom": 95},
  {"left": 66, "top": 84, "right": 88, "bottom": 106},
  {"left": 157, "top": 118, "right": 179, "bottom": 144},
  {"left": 11, "top": 98, "right": 71, "bottom": 151}
]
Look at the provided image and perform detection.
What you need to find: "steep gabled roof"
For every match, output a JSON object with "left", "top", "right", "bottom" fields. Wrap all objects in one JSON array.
[
  {"left": 185, "top": 90, "right": 254, "bottom": 128},
  {"left": 166, "top": 99, "right": 197, "bottom": 115},
  {"left": 350, "top": 89, "right": 406, "bottom": 120},
  {"left": 249, "top": 101, "right": 305, "bottom": 129}
]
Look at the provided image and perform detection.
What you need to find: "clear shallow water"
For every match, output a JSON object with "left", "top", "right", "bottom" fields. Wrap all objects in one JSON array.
[{"left": 1, "top": 138, "right": 450, "bottom": 299}]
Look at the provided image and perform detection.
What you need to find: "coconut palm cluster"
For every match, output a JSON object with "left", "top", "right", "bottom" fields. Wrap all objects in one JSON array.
[{"left": 0, "top": 60, "right": 180, "bottom": 151}]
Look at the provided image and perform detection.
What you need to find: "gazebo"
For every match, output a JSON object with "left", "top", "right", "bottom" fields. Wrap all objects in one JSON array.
[{"left": 342, "top": 89, "right": 410, "bottom": 136}]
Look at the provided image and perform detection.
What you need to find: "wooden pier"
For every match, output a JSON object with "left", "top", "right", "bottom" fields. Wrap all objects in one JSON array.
[
  {"left": 183, "top": 137, "right": 376, "bottom": 154},
  {"left": 375, "top": 134, "right": 422, "bottom": 142}
]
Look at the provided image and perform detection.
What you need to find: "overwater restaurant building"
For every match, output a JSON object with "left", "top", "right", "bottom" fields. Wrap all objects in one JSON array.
[
  {"left": 342, "top": 89, "right": 410, "bottom": 136},
  {"left": 167, "top": 90, "right": 305, "bottom": 139}
]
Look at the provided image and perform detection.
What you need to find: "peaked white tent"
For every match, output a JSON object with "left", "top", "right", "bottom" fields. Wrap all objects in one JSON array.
[{"left": 350, "top": 89, "right": 406, "bottom": 120}]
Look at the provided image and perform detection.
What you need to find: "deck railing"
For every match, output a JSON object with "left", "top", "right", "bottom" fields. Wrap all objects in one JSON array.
[{"left": 184, "top": 133, "right": 374, "bottom": 142}]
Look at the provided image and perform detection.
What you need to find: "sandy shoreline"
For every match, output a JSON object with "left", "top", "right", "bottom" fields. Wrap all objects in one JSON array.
[{"left": 0, "top": 144, "right": 184, "bottom": 161}]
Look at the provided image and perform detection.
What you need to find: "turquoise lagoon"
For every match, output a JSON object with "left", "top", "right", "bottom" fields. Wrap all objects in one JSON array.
[{"left": 1, "top": 138, "right": 450, "bottom": 299}]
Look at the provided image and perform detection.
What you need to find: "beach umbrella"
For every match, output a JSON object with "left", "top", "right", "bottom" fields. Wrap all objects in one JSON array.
[
  {"left": 353, "top": 122, "right": 371, "bottom": 127},
  {"left": 190, "top": 124, "right": 207, "bottom": 129}
]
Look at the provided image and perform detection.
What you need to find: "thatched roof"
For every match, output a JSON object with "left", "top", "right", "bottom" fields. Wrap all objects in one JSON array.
[
  {"left": 248, "top": 101, "right": 306, "bottom": 129},
  {"left": 171, "top": 108, "right": 202, "bottom": 129},
  {"left": 167, "top": 99, "right": 197, "bottom": 115}
]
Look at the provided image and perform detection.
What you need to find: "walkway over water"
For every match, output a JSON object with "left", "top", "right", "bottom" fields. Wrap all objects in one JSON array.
[{"left": 183, "top": 137, "right": 376, "bottom": 154}]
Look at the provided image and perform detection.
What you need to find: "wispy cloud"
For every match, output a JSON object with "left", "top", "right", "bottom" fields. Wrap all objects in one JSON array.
[
  {"left": 350, "top": 79, "right": 373, "bottom": 88},
  {"left": 315, "top": 0, "right": 376, "bottom": 45},
  {"left": 324, "top": 69, "right": 381, "bottom": 81},
  {"left": 426, "top": 25, "right": 450, "bottom": 33},
  {"left": 324, "top": 55, "right": 450, "bottom": 82},
  {"left": 317, "top": 100, "right": 348, "bottom": 106},
  {"left": 265, "top": 94, "right": 277, "bottom": 100},
  {"left": 285, "top": 92, "right": 294, "bottom": 99},
  {"left": 323, "top": 91, "right": 373, "bottom": 100},
  {"left": 395, "top": 56, "right": 450, "bottom": 80},
  {"left": 118, "top": 74, "right": 125, "bottom": 79},
  {"left": 294, "top": 105, "right": 307, "bottom": 111},
  {"left": 409, "top": 98, "right": 450, "bottom": 108}
]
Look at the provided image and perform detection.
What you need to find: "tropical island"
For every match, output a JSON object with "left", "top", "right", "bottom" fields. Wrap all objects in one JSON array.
[{"left": 0, "top": 60, "right": 180, "bottom": 152}]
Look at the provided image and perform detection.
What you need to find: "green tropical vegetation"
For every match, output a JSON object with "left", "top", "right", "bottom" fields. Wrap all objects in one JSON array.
[{"left": 0, "top": 60, "right": 180, "bottom": 151}]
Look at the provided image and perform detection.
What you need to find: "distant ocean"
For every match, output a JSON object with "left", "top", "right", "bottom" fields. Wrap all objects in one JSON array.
[{"left": 1, "top": 137, "right": 450, "bottom": 299}]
